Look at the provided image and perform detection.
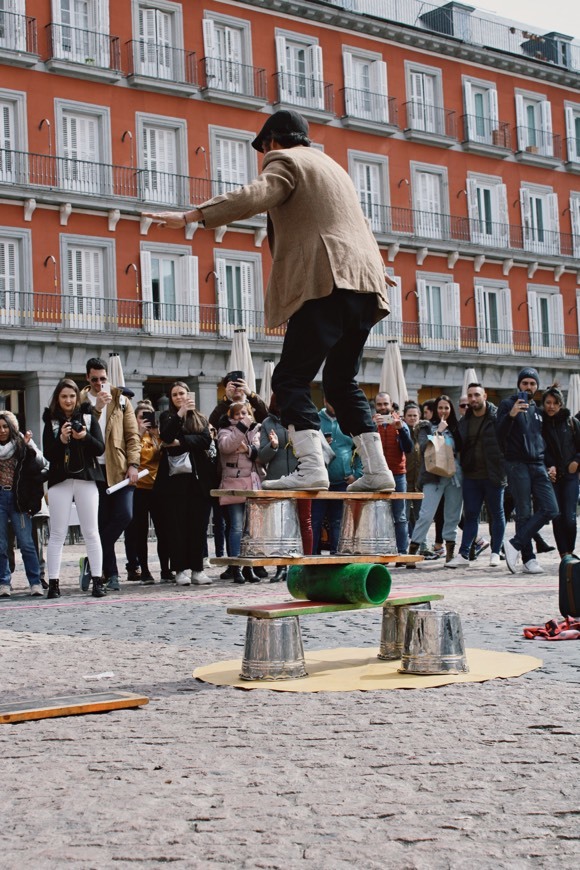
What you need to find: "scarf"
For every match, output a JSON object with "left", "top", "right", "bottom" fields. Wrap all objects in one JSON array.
[{"left": 0, "top": 440, "right": 17, "bottom": 460}]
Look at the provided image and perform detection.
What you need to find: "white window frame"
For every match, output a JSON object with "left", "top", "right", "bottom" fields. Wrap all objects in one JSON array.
[
  {"left": 0, "top": 0, "right": 27, "bottom": 52},
  {"left": 136, "top": 112, "right": 188, "bottom": 205},
  {"left": 417, "top": 273, "right": 460, "bottom": 351},
  {"left": 51, "top": 0, "right": 110, "bottom": 66},
  {"left": 132, "top": 0, "right": 184, "bottom": 81},
  {"left": 214, "top": 250, "right": 263, "bottom": 340},
  {"left": 462, "top": 75, "right": 499, "bottom": 144},
  {"left": 515, "top": 90, "right": 553, "bottom": 156},
  {"left": 54, "top": 98, "right": 111, "bottom": 196},
  {"left": 474, "top": 280, "right": 513, "bottom": 354},
  {"left": 342, "top": 45, "right": 389, "bottom": 124},
  {"left": 565, "top": 102, "right": 580, "bottom": 164},
  {"left": 411, "top": 162, "right": 449, "bottom": 239},
  {"left": 370, "top": 270, "right": 402, "bottom": 343},
  {"left": 140, "top": 242, "right": 198, "bottom": 335},
  {"left": 0, "top": 226, "right": 31, "bottom": 326},
  {"left": 348, "top": 150, "right": 389, "bottom": 234},
  {"left": 203, "top": 10, "right": 252, "bottom": 94},
  {"left": 466, "top": 173, "right": 509, "bottom": 247},
  {"left": 520, "top": 183, "right": 560, "bottom": 256},
  {"left": 405, "top": 61, "right": 443, "bottom": 135},
  {"left": 209, "top": 125, "right": 257, "bottom": 197},
  {"left": 60, "top": 234, "right": 116, "bottom": 331},
  {"left": 275, "top": 29, "right": 324, "bottom": 111},
  {"left": 0, "top": 87, "right": 27, "bottom": 184},
  {"left": 527, "top": 284, "right": 564, "bottom": 358}
]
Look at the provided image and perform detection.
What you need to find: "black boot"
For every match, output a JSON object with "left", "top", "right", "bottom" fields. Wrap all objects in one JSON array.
[
  {"left": 91, "top": 577, "right": 107, "bottom": 598},
  {"left": 232, "top": 566, "right": 245, "bottom": 584},
  {"left": 406, "top": 541, "right": 420, "bottom": 570},
  {"left": 220, "top": 566, "right": 235, "bottom": 580},
  {"left": 47, "top": 578, "right": 60, "bottom": 599},
  {"left": 271, "top": 566, "right": 288, "bottom": 583},
  {"left": 534, "top": 534, "right": 555, "bottom": 554},
  {"left": 254, "top": 566, "right": 269, "bottom": 579},
  {"left": 242, "top": 566, "right": 261, "bottom": 583}
]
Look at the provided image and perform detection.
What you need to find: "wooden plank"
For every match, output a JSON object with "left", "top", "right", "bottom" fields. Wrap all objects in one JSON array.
[
  {"left": 227, "top": 593, "right": 444, "bottom": 619},
  {"left": 0, "top": 692, "right": 149, "bottom": 724},
  {"left": 210, "top": 489, "right": 423, "bottom": 500},
  {"left": 212, "top": 555, "right": 422, "bottom": 566}
]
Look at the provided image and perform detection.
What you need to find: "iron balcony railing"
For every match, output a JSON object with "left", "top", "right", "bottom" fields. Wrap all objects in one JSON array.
[
  {"left": 515, "top": 126, "right": 563, "bottom": 159},
  {"left": 273, "top": 71, "right": 334, "bottom": 114},
  {"left": 0, "top": 9, "right": 37, "bottom": 54},
  {"left": 403, "top": 101, "right": 456, "bottom": 139},
  {"left": 4, "top": 294, "right": 578, "bottom": 360},
  {"left": 200, "top": 56, "right": 267, "bottom": 100},
  {"left": 126, "top": 40, "right": 196, "bottom": 85},
  {"left": 340, "top": 87, "right": 398, "bottom": 126},
  {"left": 461, "top": 115, "right": 511, "bottom": 149},
  {"left": 46, "top": 23, "right": 121, "bottom": 71}
]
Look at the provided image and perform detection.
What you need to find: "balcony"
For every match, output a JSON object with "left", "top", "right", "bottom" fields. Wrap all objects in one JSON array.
[
  {"left": 200, "top": 57, "right": 267, "bottom": 109},
  {"left": 0, "top": 10, "right": 38, "bottom": 65},
  {"left": 46, "top": 23, "right": 122, "bottom": 82},
  {"left": 126, "top": 41, "right": 197, "bottom": 96},
  {"left": 515, "top": 126, "right": 563, "bottom": 167},
  {"left": 273, "top": 71, "right": 334, "bottom": 122},
  {"left": 340, "top": 88, "right": 398, "bottom": 135},
  {"left": 461, "top": 116, "right": 511, "bottom": 157},
  {"left": 403, "top": 101, "right": 457, "bottom": 146}
]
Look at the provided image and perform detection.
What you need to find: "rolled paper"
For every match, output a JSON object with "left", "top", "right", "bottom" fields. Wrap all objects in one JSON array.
[
  {"left": 106, "top": 469, "right": 148, "bottom": 495},
  {"left": 287, "top": 563, "right": 391, "bottom": 605}
]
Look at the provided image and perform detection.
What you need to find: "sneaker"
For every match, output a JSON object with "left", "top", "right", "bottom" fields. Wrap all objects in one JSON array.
[
  {"left": 422, "top": 548, "right": 441, "bottom": 561},
  {"left": 30, "top": 584, "right": 44, "bottom": 596},
  {"left": 447, "top": 554, "right": 471, "bottom": 569},
  {"left": 106, "top": 575, "right": 121, "bottom": 591},
  {"left": 489, "top": 552, "right": 501, "bottom": 567},
  {"left": 141, "top": 573, "right": 156, "bottom": 585},
  {"left": 79, "top": 557, "right": 91, "bottom": 592},
  {"left": 473, "top": 538, "right": 490, "bottom": 560},
  {"left": 191, "top": 571, "right": 212, "bottom": 586},
  {"left": 504, "top": 539, "right": 520, "bottom": 574},
  {"left": 0, "top": 584, "right": 10, "bottom": 597},
  {"left": 523, "top": 559, "right": 544, "bottom": 575},
  {"left": 175, "top": 571, "right": 191, "bottom": 586},
  {"left": 160, "top": 571, "right": 175, "bottom": 584}
]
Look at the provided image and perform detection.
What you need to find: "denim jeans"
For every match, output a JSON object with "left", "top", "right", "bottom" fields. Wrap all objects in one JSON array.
[
  {"left": 505, "top": 461, "right": 560, "bottom": 563},
  {"left": 392, "top": 473, "right": 409, "bottom": 554},
  {"left": 227, "top": 502, "right": 245, "bottom": 557},
  {"left": 311, "top": 481, "right": 347, "bottom": 554},
  {"left": 0, "top": 490, "right": 40, "bottom": 587},
  {"left": 411, "top": 475, "right": 463, "bottom": 545},
  {"left": 459, "top": 478, "right": 505, "bottom": 558},
  {"left": 551, "top": 475, "right": 579, "bottom": 556},
  {"left": 97, "top": 480, "right": 135, "bottom": 579}
]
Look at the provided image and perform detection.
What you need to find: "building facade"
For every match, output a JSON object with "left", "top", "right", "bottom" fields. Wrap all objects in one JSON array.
[{"left": 1, "top": 0, "right": 579, "bottom": 432}]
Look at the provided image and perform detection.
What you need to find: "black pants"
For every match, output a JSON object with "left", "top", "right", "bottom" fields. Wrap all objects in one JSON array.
[
  {"left": 271, "top": 288, "right": 377, "bottom": 434},
  {"left": 124, "top": 488, "right": 170, "bottom": 575}
]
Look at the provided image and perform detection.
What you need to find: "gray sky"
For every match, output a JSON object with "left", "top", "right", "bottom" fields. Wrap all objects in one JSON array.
[{"left": 472, "top": 0, "right": 578, "bottom": 38}]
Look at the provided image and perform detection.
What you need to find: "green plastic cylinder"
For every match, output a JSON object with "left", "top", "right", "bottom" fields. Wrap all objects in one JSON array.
[{"left": 287, "top": 563, "right": 391, "bottom": 605}]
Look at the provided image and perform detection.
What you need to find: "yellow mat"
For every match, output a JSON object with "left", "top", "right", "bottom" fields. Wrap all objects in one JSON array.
[{"left": 194, "top": 647, "right": 542, "bottom": 693}]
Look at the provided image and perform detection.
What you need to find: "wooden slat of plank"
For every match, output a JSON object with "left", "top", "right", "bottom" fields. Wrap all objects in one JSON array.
[
  {"left": 227, "top": 593, "right": 444, "bottom": 619},
  {"left": 210, "top": 489, "right": 423, "bottom": 500},
  {"left": 0, "top": 692, "right": 149, "bottom": 724},
  {"left": 212, "top": 555, "right": 422, "bottom": 566}
]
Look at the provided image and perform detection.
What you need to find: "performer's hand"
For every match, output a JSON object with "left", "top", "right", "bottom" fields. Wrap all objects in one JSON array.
[{"left": 384, "top": 273, "right": 397, "bottom": 288}]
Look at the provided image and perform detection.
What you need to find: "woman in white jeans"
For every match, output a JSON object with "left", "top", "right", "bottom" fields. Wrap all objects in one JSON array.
[{"left": 42, "top": 379, "right": 105, "bottom": 598}]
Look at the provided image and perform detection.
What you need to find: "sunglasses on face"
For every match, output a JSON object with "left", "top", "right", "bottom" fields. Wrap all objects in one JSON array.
[
  {"left": 459, "top": 403, "right": 469, "bottom": 409},
  {"left": 90, "top": 376, "right": 108, "bottom": 383}
]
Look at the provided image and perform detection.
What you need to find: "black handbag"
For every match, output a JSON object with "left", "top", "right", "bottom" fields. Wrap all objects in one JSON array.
[{"left": 559, "top": 554, "right": 580, "bottom": 617}]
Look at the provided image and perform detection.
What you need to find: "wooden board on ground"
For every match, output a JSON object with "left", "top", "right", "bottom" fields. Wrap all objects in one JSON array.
[
  {"left": 212, "top": 555, "right": 422, "bottom": 567},
  {"left": 210, "top": 489, "right": 423, "bottom": 500},
  {"left": 227, "top": 593, "right": 443, "bottom": 619},
  {"left": 0, "top": 692, "right": 149, "bottom": 724}
]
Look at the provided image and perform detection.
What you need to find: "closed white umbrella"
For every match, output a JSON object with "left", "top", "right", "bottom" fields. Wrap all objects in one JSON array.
[
  {"left": 462, "top": 367, "right": 479, "bottom": 397},
  {"left": 108, "top": 352, "right": 125, "bottom": 388},
  {"left": 567, "top": 373, "right": 580, "bottom": 416},
  {"left": 260, "top": 359, "right": 275, "bottom": 404},
  {"left": 227, "top": 328, "right": 256, "bottom": 394},
  {"left": 379, "top": 340, "right": 408, "bottom": 409}
]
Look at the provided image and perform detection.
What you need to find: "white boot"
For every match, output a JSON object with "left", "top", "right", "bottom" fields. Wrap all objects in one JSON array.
[
  {"left": 262, "top": 426, "right": 329, "bottom": 491},
  {"left": 347, "top": 432, "right": 395, "bottom": 492}
]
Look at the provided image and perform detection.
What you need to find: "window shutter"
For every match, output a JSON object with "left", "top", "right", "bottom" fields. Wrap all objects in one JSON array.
[
  {"left": 240, "top": 260, "right": 254, "bottom": 332},
  {"left": 0, "top": 101, "right": 14, "bottom": 150},
  {"left": 215, "top": 257, "right": 228, "bottom": 335},
  {"left": 515, "top": 95, "right": 526, "bottom": 149},
  {"left": 499, "top": 288, "right": 513, "bottom": 348},
  {"left": 565, "top": 106, "right": 575, "bottom": 142},
  {"left": 0, "top": 239, "right": 18, "bottom": 307},
  {"left": 527, "top": 289, "right": 539, "bottom": 355},
  {"left": 474, "top": 283, "right": 486, "bottom": 347},
  {"left": 488, "top": 88, "right": 499, "bottom": 128},
  {"left": 202, "top": 18, "right": 216, "bottom": 57},
  {"left": 178, "top": 254, "right": 199, "bottom": 334},
  {"left": 139, "top": 251, "right": 152, "bottom": 303},
  {"left": 571, "top": 196, "right": 580, "bottom": 258},
  {"left": 417, "top": 278, "right": 428, "bottom": 346},
  {"left": 520, "top": 188, "right": 532, "bottom": 233},
  {"left": 386, "top": 275, "right": 402, "bottom": 340},
  {"left": 343, "top": 51, "right": 355, "bottom": 116},
  {"left": 372, "top": 59, "right": 389, "bottom": 123},
  {"left": 547, "top": 193, "right": 560, "bottom": 254},
  {"left": 409, "top": 72, "right": 424, "bottom": 128},
  {"left": 275, "top": 35, "right": 288, "bottom": 101},
  {"left": 497, "top": 183, "right": 509, "bottom": 245},
  {"left": 445, "top": 282, "right": 461, "bottom": 349},
  {"left": 309, "top": 44, "right": 324, "bottom": 110},
  {"left": 464, "top": 80, "right": 474, "bottom": 139},
  {"left": 540, "top": 100, "right": 553, "bottom": 155},
  {"left": 551, "top": 293, "right": 564, "bottom": 353},
  {"left": 466, "top": 177, "right": 478, "bottom": 221}
]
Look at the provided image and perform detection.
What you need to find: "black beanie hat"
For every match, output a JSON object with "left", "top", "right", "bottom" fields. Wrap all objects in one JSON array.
[{"left": 517, "top": 367, "right": 540, "bottom": 388}]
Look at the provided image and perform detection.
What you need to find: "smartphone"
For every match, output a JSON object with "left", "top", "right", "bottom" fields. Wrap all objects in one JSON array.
[
  {"left": 228, "top": 371, "right": 244, "bottom": 384},
  {"left": 517, "top": 391, "right": 529, "bottom": 402},
  {"left": 187, "top": 391, "right": 196, "bottom": 404},
  {"left": 100, "top": 382, "right": 111, "bottom": 395},
  {"left": 142, "top": 410, "right": 156, "bottom": 426}
]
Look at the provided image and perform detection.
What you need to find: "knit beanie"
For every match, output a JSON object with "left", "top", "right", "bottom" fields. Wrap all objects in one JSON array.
[{"left": 517, "top": 367, "right": 540, "bottom": 388}]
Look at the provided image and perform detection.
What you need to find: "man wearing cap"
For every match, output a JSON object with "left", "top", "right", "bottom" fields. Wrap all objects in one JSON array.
[
  {"left": 143, "top": 109, "right": 396, "bottom": 492},
  {"left": 496, "top": 367, "right": 559, "bottom": 574},
  {"left": 208, "top": 371, "right": 268, "bottom": 431}
]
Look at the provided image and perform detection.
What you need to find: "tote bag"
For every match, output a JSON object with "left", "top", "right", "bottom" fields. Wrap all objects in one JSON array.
[{"left": 424, "top": 433, "right": 456, "bottom": 478}]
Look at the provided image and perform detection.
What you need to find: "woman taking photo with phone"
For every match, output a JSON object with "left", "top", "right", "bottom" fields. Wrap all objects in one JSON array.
[
  {"left": 155, "top": 382, "right": 212, "bottom": 586},
  {"left": 42, "top": 379, "right": 105, "bottom": 598}
]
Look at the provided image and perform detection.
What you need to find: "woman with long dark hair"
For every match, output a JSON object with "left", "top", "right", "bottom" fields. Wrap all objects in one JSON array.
[
  {"left": 42, "top": 378, "right": 105, "bottom": 598},
  {"left": 542, "top": 385, "right": 580, "bottom": 557},
  {"left": 408, "top": 395, "right": 463, "bottom": 564},
  {"left": 154, "top": 382, "right": 212, "bottom": 586}
]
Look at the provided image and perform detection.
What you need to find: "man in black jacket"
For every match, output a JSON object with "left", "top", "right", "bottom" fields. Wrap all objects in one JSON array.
[
  {"left": 448, "top": 383, "right": 506, "bottom": 569},
  {"left": 496, "top": 367, "right": 559, "bottom": 574}
]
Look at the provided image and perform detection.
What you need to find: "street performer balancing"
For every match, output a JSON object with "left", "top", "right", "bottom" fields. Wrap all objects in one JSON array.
[{"left": 143, "top": 109, "right": 396, "bottom": 492}]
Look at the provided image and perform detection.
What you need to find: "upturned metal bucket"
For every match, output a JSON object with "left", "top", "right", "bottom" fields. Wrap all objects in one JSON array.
[
  {"left": 378, "top": 602, "right": 432, "bottom": 661},
  {"left": 240, "top": 616, "right": 307, "bottom": 681},
  {"left": 240, "top": 498, "right": 303, "bottom": 557},
  {"left": 337, "top": 499, "right": 397, "bottom": 555},
  {"left": 398, "top": 609, "right": 469, "bottom": 675}
]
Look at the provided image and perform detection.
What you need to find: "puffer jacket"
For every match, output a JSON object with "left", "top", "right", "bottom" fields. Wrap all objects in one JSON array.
[
  {"left": 542, "top": 407, "right": 580, "bottom": 479},
  {"left": 217, "top": 417, "right": 262, "bottom": 485},
  {"left": 10, "top": 443, "right": 46, "bottom": 515},
  {"left": 42, "top": 403, "right": 105, "bottom": 488}
]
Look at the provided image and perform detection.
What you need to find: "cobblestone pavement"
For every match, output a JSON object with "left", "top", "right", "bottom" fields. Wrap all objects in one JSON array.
[{"left": 1, "top": 522, "right": 579, "bottom": 868}]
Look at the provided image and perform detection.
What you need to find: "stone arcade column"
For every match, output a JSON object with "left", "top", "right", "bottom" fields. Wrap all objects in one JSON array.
[
  {"left": 195, "top": 375, "right": 219, "bottom": 419},
  {"left": 22, "top": 373, "right": 60, "bottom": 441}
]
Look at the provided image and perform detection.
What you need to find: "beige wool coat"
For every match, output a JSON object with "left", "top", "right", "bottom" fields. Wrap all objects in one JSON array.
[{"left": 199, "top": 146, "right": 390, "bottom": 328}]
